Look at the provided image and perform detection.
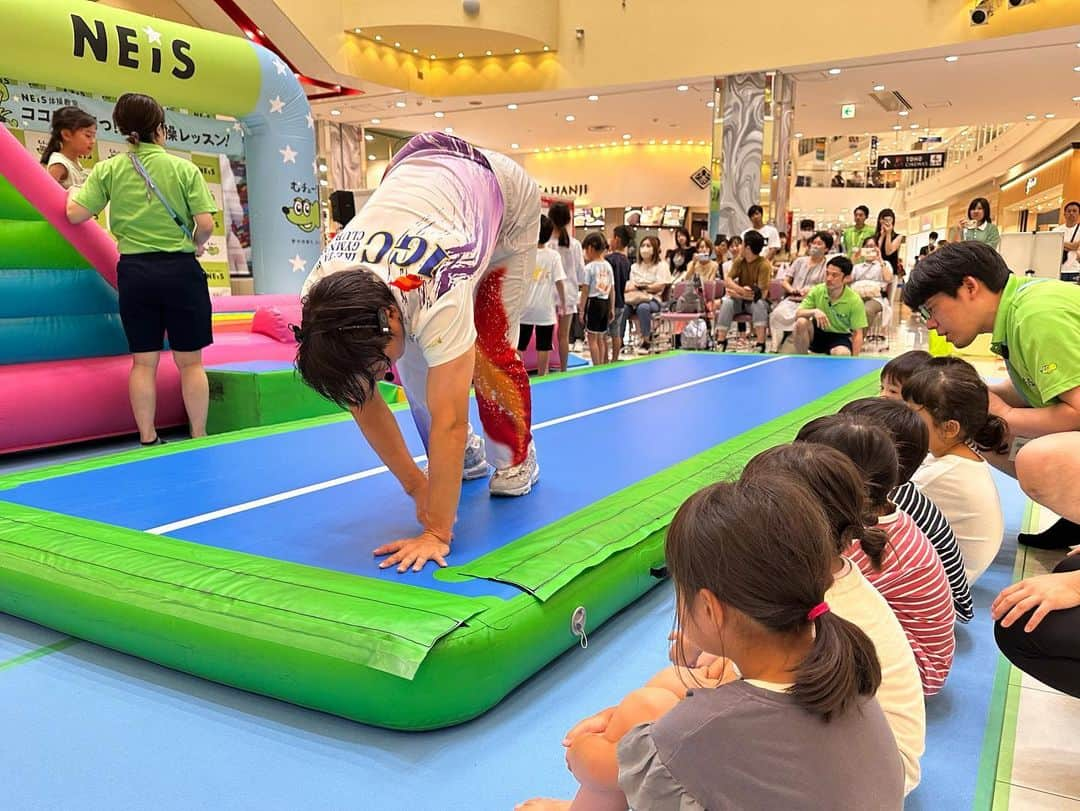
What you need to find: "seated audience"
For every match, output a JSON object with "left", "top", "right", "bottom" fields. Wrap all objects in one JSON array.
[
  {"left": 715, "top": 230, "right": 772, "bottom": 353},
  {"left": 769, "top": 230, "right": 831, "bottom": 351}
]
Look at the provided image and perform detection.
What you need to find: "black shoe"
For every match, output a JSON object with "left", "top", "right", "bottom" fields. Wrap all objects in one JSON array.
[
  {"left": 139, "top": 436, "right": 167, "bottom": 447},
  {"left": 718, "top": 339, "right": 728, "bottom": 352},
  {"left": 755, "top": 342, "right": 766, "bottom": 353},
  {"left": 1018, "top": 517, "right": 1080, "bottom": 550}
]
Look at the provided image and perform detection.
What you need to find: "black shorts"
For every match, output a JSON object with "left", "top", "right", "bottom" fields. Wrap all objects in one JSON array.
[
  {"left": 808, "top": 323, "right": 854, "bottom": 354},
  {"left": 517, "top": 323, "right": 555, "bottom": 352},
  {"left": 585, "top": 297, "right": 611, "bottom": 333},
  {"left": 117, "top": 252, "right": 213, "bottom": 353}
]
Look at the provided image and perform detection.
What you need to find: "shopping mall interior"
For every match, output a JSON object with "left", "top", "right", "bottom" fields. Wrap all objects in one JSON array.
[{"left": 1, "top": 1, "right": 1080, "bottom": 809}]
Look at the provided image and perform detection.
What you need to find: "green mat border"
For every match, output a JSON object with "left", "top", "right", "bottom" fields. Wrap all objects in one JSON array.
[{"left": 0, "top": 358, "right": 883, "bottom": 729}]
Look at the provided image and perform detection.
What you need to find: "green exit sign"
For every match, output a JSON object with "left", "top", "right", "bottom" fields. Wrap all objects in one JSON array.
[{"left": 841, "top": 104, "right": 856, "bottom": 119}]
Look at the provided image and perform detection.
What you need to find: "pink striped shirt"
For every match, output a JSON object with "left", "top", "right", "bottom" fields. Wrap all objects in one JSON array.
[{"left": 846, "top": 509, "right": 956, "bottom": 696}]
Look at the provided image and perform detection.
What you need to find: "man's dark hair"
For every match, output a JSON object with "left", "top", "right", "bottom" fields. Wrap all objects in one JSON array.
[
  {"left": 742, "top": 229, "right": 766, "bottom": 256},
  {"left": 929, "top": 231, "right": 939, "bottom": 241},
  {"left": 295, "top": 269, "right": 397, "bottom": 409},
  {"left": 854, "top": 205, "right": 870, "bottom": 218},
  {"left": 612, "top": 224, "right": 633, "bottom": 249},
  {"left": 538, "top": 213, "right": 554, "bottom": 245},
  {"left": 827, "top": 255, "right": 853, "bottom": 276},
  {"left": 1066, "top": 201, "right": 1080, "bottom": 213},
  {"left": 747, "top": 204, "right": 764, "bottom": 219},
  {"left": 902, "top": 241, "right": 1010, "bottom": 309},
  {"left": 582, "top": 231, "right": 608, "bottom": 253},
  {"left": 814, "top": 230, "right": 834, "bottom": 250},
  {"left": 799, "top": 219, "right": 815, "bottom": 231}
]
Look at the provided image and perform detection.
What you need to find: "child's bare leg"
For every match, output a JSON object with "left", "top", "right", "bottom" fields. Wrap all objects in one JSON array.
[{"left": 537, "top": 350, "right": 550, "bottom": 376}]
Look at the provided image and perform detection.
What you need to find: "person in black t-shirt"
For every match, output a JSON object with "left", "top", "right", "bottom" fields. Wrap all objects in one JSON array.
[{"left": 605, "top": 225, "right": 633, "bottom": 363}]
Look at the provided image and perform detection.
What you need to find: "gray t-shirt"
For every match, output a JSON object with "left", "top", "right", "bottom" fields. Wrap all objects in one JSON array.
[{"left": 617, "top": 679, "right": 904, "bottom": 810}]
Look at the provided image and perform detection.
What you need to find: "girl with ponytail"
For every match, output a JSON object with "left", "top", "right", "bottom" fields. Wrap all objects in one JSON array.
[
  {"left": 41, "top": 106, "right": 97, "bottom": 190},
  {"left": 904, "top": 356, "right": 1007, "bottom": 583},
  {"left": 796, "top": 415, "right": 956, "bottom": 697},
  {"left": 519, "top": 474, "right": 906, "bottom": 811},
  {"left": 545, "top": 202, "right": 585, "bottom": 371}
]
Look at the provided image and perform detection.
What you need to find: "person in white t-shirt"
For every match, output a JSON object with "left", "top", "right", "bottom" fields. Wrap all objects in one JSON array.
[
  {"left": 518, "top": 214, "right": 567, "bottom": 376},
  {"left": 40, "top": 106, "right": 97, "bottom": 190},
  {"left": 625, "top": 235, "right": 672, "bottom": 354},
  {"left": 547, "top": 202, "right": 585, "bottom": 369},
  {"left": 1055, "top": 200, "right": 1080, "bottom": 275},
  {"left": 742, "top": 204, "right": 781, "bottom": 261},
  {"left": 904, "top": 358, "right": 1007, "bottom": 584},
  {"left": 297, "top": 132, "right": 541, "bottom": 573}
]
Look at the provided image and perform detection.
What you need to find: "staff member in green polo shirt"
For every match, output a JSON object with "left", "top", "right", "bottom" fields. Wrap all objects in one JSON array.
[
  {"left": 793, "top": 255, "right": 867, "bottom": 356},
  {"left": 66, "top": 93, "right": 217, "bottom": 447},
  {"left": 903, "top": 241, "right": 1080, "bottom": 699},
  {"left": 841, "top": 205, "right": 875, "bottom": 259}
]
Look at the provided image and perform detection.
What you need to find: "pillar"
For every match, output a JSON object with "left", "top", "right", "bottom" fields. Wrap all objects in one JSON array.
[{"left": 709, "top": 72, "right": 795, "bottom": 243}]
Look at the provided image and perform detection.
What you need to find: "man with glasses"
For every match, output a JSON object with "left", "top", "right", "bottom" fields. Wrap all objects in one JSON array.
[
  {"left": 904, "top": 241, "right": 1080, "bottom": 700},
  {"left": 793, "top": 255, "right": 866, "bottom": 356}
]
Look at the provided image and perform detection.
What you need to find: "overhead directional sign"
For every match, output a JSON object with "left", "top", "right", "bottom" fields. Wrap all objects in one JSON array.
[{"left": 876, "top": 152, "right": 947, "bottom": 171}]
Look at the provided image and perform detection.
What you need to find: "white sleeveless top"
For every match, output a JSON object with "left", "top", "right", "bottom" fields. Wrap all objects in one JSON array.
[{"left": 47, "top": 153, "right": 88, "bottom": 190}]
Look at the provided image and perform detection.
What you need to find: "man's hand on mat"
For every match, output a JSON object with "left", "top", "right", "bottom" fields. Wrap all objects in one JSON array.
[
  {"left": 992, "top": 569, "right": 1080, "bottom": 632},
  {"left": 374, "top": 530, "right": 450, "bottom": 573}
]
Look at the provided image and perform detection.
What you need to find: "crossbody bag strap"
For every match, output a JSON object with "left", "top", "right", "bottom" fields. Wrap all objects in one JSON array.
[{"left": 127, "top": 152, "right": 194, "bottom": 242}]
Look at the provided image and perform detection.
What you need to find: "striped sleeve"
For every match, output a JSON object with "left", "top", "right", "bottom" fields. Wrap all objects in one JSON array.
[{"left": 892, "top": 482, "right": 975, "bottom": 623}]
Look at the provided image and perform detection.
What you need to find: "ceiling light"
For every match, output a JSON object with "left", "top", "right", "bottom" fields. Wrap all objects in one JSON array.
[
  {"left": 944, "top": 55, "right": 959, "bottom": 62},
  {"left": 364, "top": 133, "right": 374, "bottom": 141},
  {"left": 511, "top": 142, "right": 519, "bottom": 149},
  {"left": 706, "top": 101, "right": 715, "bottom": 108},
  {"left": 374, "top": 35, "right": 382, "bottom": 41},
  {"left": 587, "top": 94, "right": 599, "bottom": 102},
  {"left": 353, "top": 28, "right": 361, "bottom": 33},
  {"left": 395, "top": 100, "right": 407, "bottom": 108},
  {"left": 910, "top": 123, "right": 919, "bottom": 129},
  {"left": 430, "top": 54, "right": 437, "bottom": 59},
  {"left": 648, "top": 139, "right": 655, "bottom": 144},
  {"left": 444, "top": 127, "right": 454, "bottom": 133},
  {"left": 697, "top": 140, "right": 706, "bottom": 145},
  {"left": 1026, "top": 114, "right": 1037, "bottom": 120},
  {"left": 1073, "top": 96, "right": 1080, "bottom": 102},
  {"left": 676, "top": 84, "right": 689, "bottom": 91},
  {"left": 458, "top": 51, "right": 465, "bottom": 58},
  {"left": 793, "top": 132, "right": 803, "bottom": 138},
  {"left": 1074, "top": 66, "right": 1080, "bottom": 72},
  {"left": 661, "top": 139, "right": 668, "bottom": 144},
  {"left": 330, "top": 109, "right": 341, "bottom": 116},
  {"left": 675, "top": 139, "right": 682, "bottom": 144},
  {"left": 1046, "top": 113, "right": 1056, "bottom": 118},
  {"left": 565, "top": 115, "right": 575, "bottom": 122},
  {"left": 622, "top": 133, "right": 631, "bottom": 139},
  {"left": 873, "top": 84, "right": 885, "bottom": 91},
  {"left": 394, "top": 42, "right": 401, "bottom": 48},
  {"left": 485, "top": 50, "right": 493, "bottom": 56},
  {"left": 412, "top": 48, "right": 419, "bottom": 54},
  {"left": 899, "top": 110, "right": 909, "bottom": 116},
  {"left": 610, "top": 141, "right": 617, "bottom": 146},
  {"left": 371, "top": 118, "right": 381, "bottom": 124},
  {"left": 542, "top": 45, "right": 550, "bottom": 51},
  {"left": 544, "top": 146, "right": 551, "bottom": 152},
  {"left": 507, "top": 103, "right": 518, "bottom": 110},
  {"left": 368, "top": 154, "right": 376, "bottom": 160},
  {"left": 828, "top": 68, "right": 842, "bottom": 75},
  {"left": 892, "top": 124, "right": 901, "bottom": 130},
  {"left": 434, "top": 111, "right": 445, "bottom": 118},
  {"left": 577, "top": 144, "right": 583, "bottom": 148}
]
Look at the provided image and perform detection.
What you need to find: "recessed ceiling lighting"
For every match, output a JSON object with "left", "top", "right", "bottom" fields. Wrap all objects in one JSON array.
[
  {"left": 587, "top": 94, "right": 599, "bottom": 102},
  {"left": 1026, "top": 114, "right": 1037, "bottom": 120},
  {"left": 675, "top": 139, "right": 682, "bottom": 144},
  {"left": 1075, "top": 66, "right": 1080, "bottom": 72},
  {"left": 395, "top": 100, "right": 407, "bottom": 108},
  {"left": 368, "top": 154, "right": 376, "bottom": 160},
  {"left": 676, "top": 84, "right": 689, "bottom": 91},
  {"left": 892, "top": 124, "right": 901, "bottom": 130},
  {"left": 910, "top": 123, "right": 919, "bottom": 129},
  {"left": 544, "top": 146, "right": 551, "bottom": 152},
  {"left": 430, "top": 54, "right": 437, "bottom": 59},
  {"left": 697, "top": 140, "right": 706, "bottom": 145},
  {"left": 944, "top": 55, "right": 959, "bottom": 62},
  {"left": 353, "top": 28, "right": 361, "bottom": 34},
  {"left": 514, "top": 48, "right": 521, "bottom": 54},
  {"left": 872, "top": 83, "right": 885, "bottom": 91},
  {"left": 622, "top": 133, "right": 631, "bottom": 139},
  {"left": 458, "top": 51, "right": 465, "bottom": 58},
  {"left": 485, "top": 50, "right": 492, "bottom": 56},
  {"left": 1046, "top": 113, "right": 1056, "bottom": 118},
  {"left": 649, "top": 139, "right": 656, "bottom": 144},
  {"left": 511, "top": 143, "right": 519, "bottom": 149},
  {"left": 1073, "top": 96, "right": 1080, "bottom": 102},
  {"left": 661, "top": 139, "right": 669, "bottom": 144},
  {"left": 542, "top": 45, "right": 550, "bottom": 51},
  {"left": 565, "top": 114, "right": 575, "bottom": 122},
  {"left": 371, "top": 118, "right": 381, "bottom": 124},
  {"left": 374, "top": 35, "right": 382, "bottom": 41},
  {"left": 828, "top": 68, "right": 842, "bottom": 75},
  {"left": 899, "top": 110, "right": 909, "bottom": 116},
  {"left": 330, "top": 109, "right": 341, "bottom": 116},
  {"left": 394, "top": 42, "right": 401, "bottom": 48},
  {"left": 794, "top": 131, "right": 803, "bottom": 138},
  {"left": 444, "top": 127, "right": 454, "bottom": 133},
  {"left": 364, "top": 133, "right": 374, "bottom": 141},
  {"left": 412, "top": 48, "right": 419, "bottom": 54},
  {"left": 507, "top": 103, "right": 518, "bottom": 110},
  {"left": 706, "top": 101, "right": 715, "bottom": 108},
  {"left": 434, "top": 111, "right": 445, "bottom": 118}
]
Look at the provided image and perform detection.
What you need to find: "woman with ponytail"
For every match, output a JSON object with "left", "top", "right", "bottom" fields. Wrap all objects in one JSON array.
[
  {"left": 796, "top": 415, "right": 956, "bottom": 696},
  {"left": 519, "top": 474, "right": 905, "bottom": 811},
  {"left": 903, "top": 357, "right": 1007, "bottom": 583},
  {"left": 41, "top": 106, "right": 97, "bottom": 190}
]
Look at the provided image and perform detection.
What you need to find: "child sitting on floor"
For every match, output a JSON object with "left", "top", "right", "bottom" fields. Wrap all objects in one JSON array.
[
  {"left": 904, "top": 357, "right": 1008, "bottom": 584},
  {"left": 840, "top": 397, "right": 974, "bottom": 623},
  {"left": 797, "top": 414, "right": 956, "bottom": 696},
  {"left": 878, "top": 349, "right": 932, "bottom": 400}
]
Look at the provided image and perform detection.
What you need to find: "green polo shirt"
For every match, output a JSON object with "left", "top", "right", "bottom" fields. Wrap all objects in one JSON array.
[
  {"left": 74, "top": 144, "right": 216, "bottom": 255},
  {"left": 842, "top": 224, "right": 875, "bottom": 258},
  {"left": 802, "top": 283, "right": 868, "bottom": 334},
  {"left": 990, "top": 275, "right": 1080, "bottom": 408}
]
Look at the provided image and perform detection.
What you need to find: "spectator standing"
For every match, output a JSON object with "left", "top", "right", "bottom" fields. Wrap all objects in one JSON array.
[
  {"left": 547, "top": 202, "right": 585, "bottom": 371},
  {"left": 41, "top": 106, "right": 97, "bottom": 190},
  {"left": 1055, "top": 200, "right": 1080, "bottom": 275},
  {"left": 518, "top": 214, "right": 567, "bottom": 376},
  {"left": 960, "top": 197, "right": 1000, "bottom": 250},
  {"left": 742, "top": 204, "right": 781, "bottom": 261},
  {"left": 842, "top": 205, "right": 875, "bottom": 259},
  {"left": 605, "top": 225, "right": 633, "bottom": 362},
  {"left": 875, "top": 208, "right": 904, "bottom": 278}
]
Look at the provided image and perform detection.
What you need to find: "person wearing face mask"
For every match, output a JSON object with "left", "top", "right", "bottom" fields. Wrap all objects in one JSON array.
[
  {"left": 626, "top": 236, "right": 672, "bottom": 354},
  {"left": 674, "top": 238, "right": 719, "bottom": 285},
  {"left": 851, "top": 237, "right": 894, "bottom": 342},
  {"left": 769, "top": 231, "right": 833, "bottom": 351},
  {"left": 794, "top": 220, "right": 816, "bottom": 258},
  {"left": 875, "top": 208, "right": 904, "bottom": 279}
]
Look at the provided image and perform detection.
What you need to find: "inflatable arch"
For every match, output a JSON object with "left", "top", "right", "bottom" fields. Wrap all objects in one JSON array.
[{"left": 0, "top": 0, "right": 319, "bottom": 295}]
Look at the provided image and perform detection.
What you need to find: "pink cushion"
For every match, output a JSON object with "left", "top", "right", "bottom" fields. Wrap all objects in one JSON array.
[{"left": 251, "top": 304, "right": 303, "bottom": 343}]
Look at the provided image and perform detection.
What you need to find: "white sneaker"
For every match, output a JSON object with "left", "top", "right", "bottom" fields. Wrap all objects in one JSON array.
[
  {"left": 489, "top": 442, "right": 540, "bottom": 497},
  {"left": 463, "top": 431, "right": 490, "bottom": 480}
]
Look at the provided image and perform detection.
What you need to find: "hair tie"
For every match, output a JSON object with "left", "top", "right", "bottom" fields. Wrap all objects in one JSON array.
[
  {"left": 807, "top": 602, "right": 830, "bottom": 622},
  {"left": 288, "top": 323, "right": 305, "bottom": 343}
]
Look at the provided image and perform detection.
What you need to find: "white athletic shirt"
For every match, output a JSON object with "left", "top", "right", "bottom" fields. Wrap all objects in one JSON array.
[
  {"left": 302, "top": 142, "right": 505, "bottom": 368},
  {"left": 912, "top": 453, "right": 1004, "bottom": 584},
  {"left": 520, "top": 247, "right": 566, "bottom": 326},
  {"left": 548, "top": 237, "right": 585, "bottom": 292},
  {"left": 47, "top": 153, "right": 88, "bottom": 190},
  {"left": 827, "top": 559, "right": 926, "bottom": 795}
]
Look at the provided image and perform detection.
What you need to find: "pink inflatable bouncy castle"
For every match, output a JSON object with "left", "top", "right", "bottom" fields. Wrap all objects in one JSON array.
[{"left": 0, "top": 126, "right": 299, "bottom": 454}]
